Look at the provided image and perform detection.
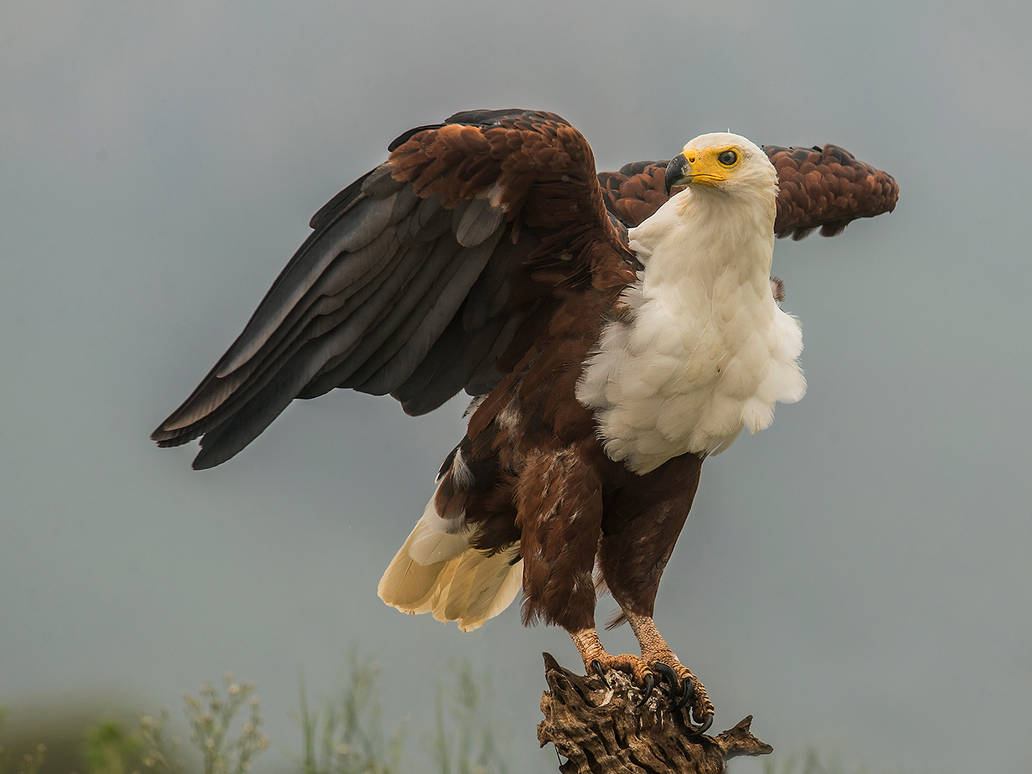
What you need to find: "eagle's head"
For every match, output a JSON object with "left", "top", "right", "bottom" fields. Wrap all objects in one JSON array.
[{"left": 665, "top": 132, "right": 777, "bottom": 199}]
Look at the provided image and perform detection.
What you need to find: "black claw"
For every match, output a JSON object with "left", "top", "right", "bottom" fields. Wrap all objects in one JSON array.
[
  {"left": 691, "top": 710, "right": 714, "bottom": 735},
  {"left": 674, "top": 677, "right": 695, "bottom": 711},
  {"left": 635, "top": 674, "right": 656, "bottom": 708},
  {"left": 650, "top": 662, "right": 679, "bottom": 696},
  {"left": 590, "top": 660, "right": 610, "bottom": 688}
]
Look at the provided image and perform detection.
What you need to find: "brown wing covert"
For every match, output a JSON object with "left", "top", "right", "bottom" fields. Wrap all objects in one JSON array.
[
  {"left": 766, "top": 144, "right": 899, "bottom": 239},
  {"left": 599, "top": 145, "right": 899, "bottom": 238}
]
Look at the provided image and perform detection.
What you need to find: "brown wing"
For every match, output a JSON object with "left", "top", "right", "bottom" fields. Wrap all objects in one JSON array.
[
  {"left": 599, "top": 144, "right": 899, "bottom": 238},
  {"left": 151, "top": 109, "right": 630, "bottom": 469},
  {"left": 597, "top": 160, "right": 670, "bottom": 231}
]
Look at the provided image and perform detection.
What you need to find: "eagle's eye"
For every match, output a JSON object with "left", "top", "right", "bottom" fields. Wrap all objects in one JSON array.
[{"left": 717, "top": 149, "right": 738, "bottom": 167}]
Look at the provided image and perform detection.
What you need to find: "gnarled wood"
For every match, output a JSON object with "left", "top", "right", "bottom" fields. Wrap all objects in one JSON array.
[{"left": 538, "top": 653, "right": 772, "bottom": 773}]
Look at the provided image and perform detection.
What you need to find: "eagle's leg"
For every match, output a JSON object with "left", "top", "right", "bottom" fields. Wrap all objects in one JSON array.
[
  {"left": 568, "top": 628, "right": 650, "bottom": 682},
  {"left": 515, "top": 447, "right": 650, "bottom": 690},
  {"left": 517, "top": 446, "right": 604, "bottom": 631},
  {"left": 626, "top": 612, "right": 714, "bottom": 730},
  {"left": 597, "top": 453, "right": 714, "bottom": 729}
]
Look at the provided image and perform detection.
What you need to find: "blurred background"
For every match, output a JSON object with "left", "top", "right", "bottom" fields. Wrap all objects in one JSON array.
[{"left": 2, "top": 1, "right": 1030, "bottom": 772}]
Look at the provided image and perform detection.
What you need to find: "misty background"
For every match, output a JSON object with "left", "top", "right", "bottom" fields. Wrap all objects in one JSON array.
[{"left": 2, "top": 1, "right": 1030, "bottom": 772}]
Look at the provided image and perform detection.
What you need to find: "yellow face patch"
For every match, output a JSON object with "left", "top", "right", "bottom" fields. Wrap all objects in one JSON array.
[{"left": 680, "top": 145, "right": 742, "bottom": 186}]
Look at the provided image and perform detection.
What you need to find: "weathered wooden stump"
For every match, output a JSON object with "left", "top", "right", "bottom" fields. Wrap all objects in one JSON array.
[{"left": 538, "top": 653, "right": 773, "bottom": 773}]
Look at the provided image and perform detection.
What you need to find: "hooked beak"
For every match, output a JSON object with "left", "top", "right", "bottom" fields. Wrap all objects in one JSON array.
[{"left": 665, "top": 153, "right": 690, "bottom": 195}]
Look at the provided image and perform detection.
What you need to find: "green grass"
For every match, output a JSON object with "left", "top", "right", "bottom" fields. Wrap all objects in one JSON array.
[
  {"left": 296, "top": 654, "right": 403, "bottom": 774},
  {"left": 4, "top": 657, "right": 510, "bottom": 774},
  {"left": 0, "top": 709, "right": 46, "bottom": 774},
  {"left": 1, "top": 662, "right": 893, "bottom": 774}
]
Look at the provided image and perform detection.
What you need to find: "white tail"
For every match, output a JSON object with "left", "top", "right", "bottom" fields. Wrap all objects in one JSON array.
[{"left": 377, "top": 506, "right": 522, "bottom": 632}]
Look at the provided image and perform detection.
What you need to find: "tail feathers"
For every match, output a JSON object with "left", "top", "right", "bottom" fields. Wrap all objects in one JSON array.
[
  {"left": 407, "top": 517, "right": 468, "bottom": 565},
  {"left": 377, "top": 517, "right": 522, "bottom": 632},
  {"left": 460, "top": 554, "right": 523, "bottom": 625}
]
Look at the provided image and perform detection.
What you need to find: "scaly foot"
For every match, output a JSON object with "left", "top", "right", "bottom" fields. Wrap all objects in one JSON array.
[
  {"left": 587, "top": 651, "right": 649, "bottom": 681},
  {"left": 624, "top": 614, "right": 714, "bottom": 733},
  {"left": 642, "top": 650, "right": 714, "bottom": 733},
  {"left": 570, "top": 630, "right": 658, "bottom": 706},
  {"left": 569, "top": 627, "right": 713, "bottom": 731},
  {"left": 587, "top": 652, "right": 656, "bottom": 705}
]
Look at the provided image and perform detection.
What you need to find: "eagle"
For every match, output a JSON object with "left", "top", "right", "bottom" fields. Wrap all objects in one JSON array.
[{"left": 152, "top": 109, "right": 898, "bottom": 730}]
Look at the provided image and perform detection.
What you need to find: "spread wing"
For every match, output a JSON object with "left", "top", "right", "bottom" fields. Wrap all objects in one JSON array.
[
  {"left": 599, "top": 144, "right": 899, "bottom": 239},
  {"left": 151, "top": 109, "right": 631, "bottom": 469}
]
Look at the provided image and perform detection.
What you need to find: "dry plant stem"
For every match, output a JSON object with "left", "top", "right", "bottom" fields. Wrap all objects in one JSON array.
[{"left": 538, "top": 653, "right": 772, "bottom": 774}]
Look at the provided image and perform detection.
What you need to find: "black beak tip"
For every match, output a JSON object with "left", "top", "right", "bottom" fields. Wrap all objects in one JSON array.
[{"left": 665, "top": 156, "right": 687, "bottom": 195}]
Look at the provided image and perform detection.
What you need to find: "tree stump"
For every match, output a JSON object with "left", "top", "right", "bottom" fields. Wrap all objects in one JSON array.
[{"left": 537, "top": 653, "right": 773, "bottom": 773}]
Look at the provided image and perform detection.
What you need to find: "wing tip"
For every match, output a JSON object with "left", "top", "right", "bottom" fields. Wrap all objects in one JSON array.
[
  {"left": 190, "top": 443, "right": 224, "bottom": 470},
  {"left": 151, "top": 419, "right": 193, "bottom": 445}
]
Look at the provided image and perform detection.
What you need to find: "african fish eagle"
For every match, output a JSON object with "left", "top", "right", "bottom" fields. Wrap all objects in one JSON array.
[{"left": 153, "top": 109, "right": 898, "bottom": 730}]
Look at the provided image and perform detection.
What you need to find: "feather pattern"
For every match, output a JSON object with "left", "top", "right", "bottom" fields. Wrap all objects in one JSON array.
[
  {"left": 579, "top": 135, "right": 806, "bottom": 472},
  {"left": 598, "top": 144, "right": 899, "bottom": 237},
  {"left": 152, "top": 110, "right": 628, "bottom": 467},
  {"left": 377, "top": 474, "right": 523, "bottom": 632}
]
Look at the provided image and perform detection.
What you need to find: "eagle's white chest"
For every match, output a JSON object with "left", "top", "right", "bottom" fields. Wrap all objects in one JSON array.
[{"left": 575, "top": 191, "right": 806, "bottom": 474}]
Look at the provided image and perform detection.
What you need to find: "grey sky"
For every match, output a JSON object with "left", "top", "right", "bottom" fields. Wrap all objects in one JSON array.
[{"left": 2, "top": 1, "right": 1030, "bottom": 772}]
